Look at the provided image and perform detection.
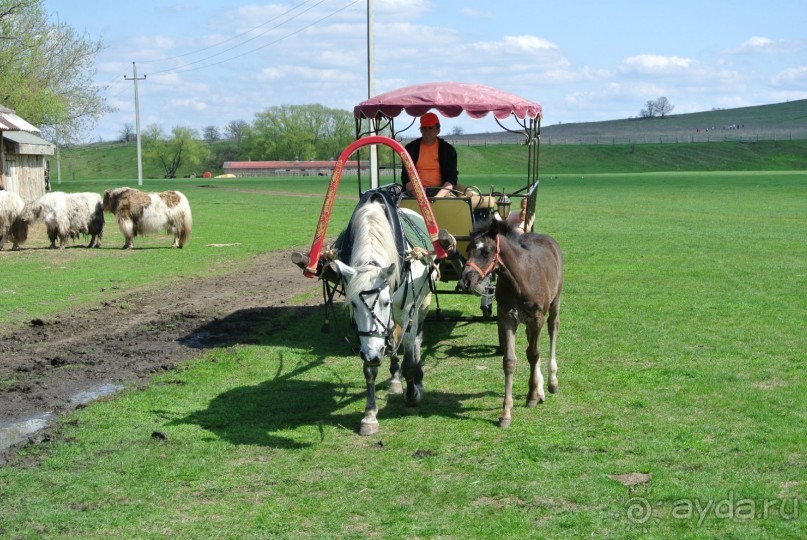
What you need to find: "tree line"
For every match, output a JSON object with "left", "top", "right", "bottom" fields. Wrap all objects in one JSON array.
[{"left": 120, "top": 104, "right": 358, "bottom": 178}]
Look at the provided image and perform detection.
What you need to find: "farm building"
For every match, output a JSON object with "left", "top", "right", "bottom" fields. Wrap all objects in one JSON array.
[
  {"left": 0, "top": 106, "right": 54, "bottom": 201},
  {"left": 222, "top": 160, "right": 371, "bottom": 177}
]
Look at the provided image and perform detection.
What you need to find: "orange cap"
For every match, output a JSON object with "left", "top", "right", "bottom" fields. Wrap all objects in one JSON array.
[{"left": 420, "top": 112, "right": 440, "bottom": 127}]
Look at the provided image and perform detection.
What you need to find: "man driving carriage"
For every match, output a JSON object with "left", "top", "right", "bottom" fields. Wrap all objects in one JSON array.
[{"left": 401, "top": 112, "right": 458, "bottom": 198}]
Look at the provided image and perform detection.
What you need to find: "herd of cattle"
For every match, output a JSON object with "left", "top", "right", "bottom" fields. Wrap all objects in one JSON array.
[{"left": 0, "top": 187, "right": 192, "bottom": 251}]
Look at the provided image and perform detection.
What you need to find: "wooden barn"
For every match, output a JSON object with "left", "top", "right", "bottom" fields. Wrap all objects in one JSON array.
[{"left": 0, "top": 105, "right": 54, "bottom": 201}]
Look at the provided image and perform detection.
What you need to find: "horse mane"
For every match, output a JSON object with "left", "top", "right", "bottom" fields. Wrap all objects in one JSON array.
[
  {"left": 343, "top": 200, "right": 400, "bottom": 301},
  {"left": 470, "top": 218, "right": 519, "bottom": 240}
]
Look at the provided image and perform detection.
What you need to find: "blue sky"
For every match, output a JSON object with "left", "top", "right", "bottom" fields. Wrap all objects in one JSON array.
[{"left": 44, "top": 0, "right": 807, "bottom": 141}]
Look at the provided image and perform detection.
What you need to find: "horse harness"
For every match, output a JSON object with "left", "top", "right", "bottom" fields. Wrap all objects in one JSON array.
[
  {"left": 464, "top": 234, "right": 502, "bottom": 280},
  {"left": 322, "top": 250, "right": 435, "bottom": 363}
]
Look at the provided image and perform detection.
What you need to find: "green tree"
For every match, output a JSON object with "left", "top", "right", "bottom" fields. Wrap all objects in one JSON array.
[
  {"left": 224, "top": 119, "right": 249, "bottom": 144},
  {"left": 142, "top": 124, "right": 209, "bottom": 178},
  {"left": 0, "top": 0, "right": 112, "bottom": 142},
  {"left": 243, "top": 104, "right": 353, "bottom": 161}
]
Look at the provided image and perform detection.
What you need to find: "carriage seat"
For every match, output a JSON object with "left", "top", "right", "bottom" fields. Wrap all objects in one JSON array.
[{"left": 454, "top": 183, "right": 497, "bottom": 210}]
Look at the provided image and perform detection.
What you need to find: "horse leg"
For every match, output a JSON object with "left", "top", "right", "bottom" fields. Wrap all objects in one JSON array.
[
  {"left": 499, "top": 315, "right": 518, "bottom": 428},
  {"left": 525, "top": 316, "right": 546, "bottom": 407},
  {"left": 359, "top": 363, "right": 381, "bottom": 436},
  {"left": 389, "top": 352, "right": 403, "bottom": 394},
  {"left": 547, "top": 302, "right": 560, "bottom": 394},
  {"left": 388, "top": 325, "right": 403, "bottom": 394},
  {"left": 401, "top": 327, "right": 424, "bottom": 406}
]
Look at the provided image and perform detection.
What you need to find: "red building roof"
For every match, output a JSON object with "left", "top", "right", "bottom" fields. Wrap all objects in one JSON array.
[{"left": 223, "top": 160, "right": 361, "bottom": 169}]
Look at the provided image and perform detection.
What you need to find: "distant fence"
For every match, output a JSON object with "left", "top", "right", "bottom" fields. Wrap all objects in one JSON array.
[{"left": 441, "top": 129, "right": 807, "bottom": 147}]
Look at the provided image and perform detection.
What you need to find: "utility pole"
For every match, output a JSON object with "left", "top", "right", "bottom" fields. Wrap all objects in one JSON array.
[
  {"left": 124, "top": 62, "right": 146, "bottom": 186},
  {"left": 367, "top": 0, "right": 378, "bottom": 188}
]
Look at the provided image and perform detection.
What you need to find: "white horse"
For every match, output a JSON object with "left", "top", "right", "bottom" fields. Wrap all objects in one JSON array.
[{"left": 329, "top": 196, "right": 436, "bottom": 436}]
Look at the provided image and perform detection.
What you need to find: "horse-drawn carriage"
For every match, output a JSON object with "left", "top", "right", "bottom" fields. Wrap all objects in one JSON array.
[
  {"left": 296, "top": 82, "right": 543, "bottom": 315},
  {"left": 293, "top": 82, "right": 561, "bottom": 434}
]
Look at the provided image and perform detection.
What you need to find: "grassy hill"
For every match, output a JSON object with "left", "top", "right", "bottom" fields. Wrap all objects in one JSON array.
[
  {"left": 456, "top": 99, "right": 807, "bottom": 145},
  {"left": 50, "top": 100, "right": 807, "bottom": 181},
  {"left": 51, "top": 139, "right": 806, "bottom": 182},
  {"left": 541, "top": 99, "right": 807, "bottom": 141}
]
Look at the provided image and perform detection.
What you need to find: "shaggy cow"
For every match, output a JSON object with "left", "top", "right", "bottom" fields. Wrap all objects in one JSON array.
[
  {"left": 0, "top": 190, "right": 27, "bottom": 250},
  {"left": 102, "top": 187, "right": 192, "bottom": 249},
  {"left": 22, "top": 192, "right": 105, "bottom": 249}
]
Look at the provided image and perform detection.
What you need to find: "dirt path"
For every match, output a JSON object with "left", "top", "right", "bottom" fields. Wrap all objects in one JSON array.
[{"left": 0, "top": 250, "right": 322, "bottom": 458}]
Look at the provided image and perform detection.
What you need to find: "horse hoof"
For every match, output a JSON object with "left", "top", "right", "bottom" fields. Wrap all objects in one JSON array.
[
  {"left": 389, "top": 380, "right": 403, "bottom": 394},
  {"left": 404, "top": 386, "right": 423, "bottom": 406},
  {"left": 549, "top": 380, "right": 559, "bottom": 394},
  {"left": 359, "top": 420, "right": 380, "bottom": 436},
  {"left": 526, "top": 399, "right": 539, "bottom": 408},
  {"left": 498, "top": 417, "right": 511, "bottom": 428}
]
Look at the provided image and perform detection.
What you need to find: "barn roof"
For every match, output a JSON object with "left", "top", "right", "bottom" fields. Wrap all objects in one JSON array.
[
  {"left": 3, "top": 130, "right": 55, "bottom": 147},
  {"left": 224, "top": 160, "right": 361, "bottom": 169},
  {"left": 0, "top": 107, "right": 40, "bottom": 132}
]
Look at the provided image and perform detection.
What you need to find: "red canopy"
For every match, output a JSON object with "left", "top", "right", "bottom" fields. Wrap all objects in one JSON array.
[{"left": 354, "top": 82, "right": 542, "bottom": 121}]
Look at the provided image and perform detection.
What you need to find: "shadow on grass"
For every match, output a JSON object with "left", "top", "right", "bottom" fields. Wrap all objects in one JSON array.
[
  {"left": 171, "top": 304, "right": 498, "bottom": 446},
  {"left": 170, "top": 361, "right": 494, "bottom": 448},
  {"left": 172, "top": 300, "right": 496, "bottom": 442}
]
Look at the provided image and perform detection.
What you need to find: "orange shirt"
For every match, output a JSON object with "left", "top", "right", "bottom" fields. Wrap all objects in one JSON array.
[{"left": 416, "top": 141, "right": 442, "bottom": 187}]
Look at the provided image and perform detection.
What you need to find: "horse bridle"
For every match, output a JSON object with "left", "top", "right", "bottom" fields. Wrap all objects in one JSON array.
[
  {"left": 355, "top": 284, "right": 394, "bottom": 343},
  {"left": 464, "top": 235, "right": 501, "bottom": 280}
]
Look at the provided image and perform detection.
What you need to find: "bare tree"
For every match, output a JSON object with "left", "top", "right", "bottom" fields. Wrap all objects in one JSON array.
[
  {"left": 639, "top": 97, "right": 675, "bottom": 119},
  {"left": 203, "top": 125, "right": 220, "bottom": 142},
  {"left": 118, "top": 123, "right": 135, "bottom": 143},
  {"left": 451, "top": 126, "right": 464, "bottom": 136},
  {"left": 640, "top": 99, "right": 657, "bottom": 118},
  {"left": 224, "top": 119, "right": 249, "bottom": 144},
  {"left": 656, "top": 96, "right": 674, "bottom": 118}
]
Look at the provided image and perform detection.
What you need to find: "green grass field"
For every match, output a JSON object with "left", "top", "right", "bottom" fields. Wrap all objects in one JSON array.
[{"left": 0, "top": 171, "right": 805, "bottom": 538}]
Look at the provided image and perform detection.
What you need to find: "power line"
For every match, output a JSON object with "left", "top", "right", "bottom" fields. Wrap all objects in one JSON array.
[
  {"left": 149, "top": 0, "right": 360, "bottom": 76},
  {"left": 140, "top": 0, "right": 320, "bottom": 65}
]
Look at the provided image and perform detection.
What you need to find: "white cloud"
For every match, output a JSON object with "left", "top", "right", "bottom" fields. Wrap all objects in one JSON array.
[
  {"left": 471, "top": 35, "right": 558, "bottom": 55},
  {"left": 740, "top": 36, "right": 774, "bottom": 51},
  {"left": 619, "top": 54, "right": 692, "bottom": 75},
  {"left": 168, "top": 98, "right": 208, "bottom": 112},
  {"left": 772, "top": 66, "right": 807, "bottom": 87},
  {"left": 460, "top": 7, "right": 492, "bottom": 19},
  {"left": 502, "top": 35, "right": 558, "bottom": 53},
  {"left": 734, "top": 36, "right": 801, "bottom": 54}
]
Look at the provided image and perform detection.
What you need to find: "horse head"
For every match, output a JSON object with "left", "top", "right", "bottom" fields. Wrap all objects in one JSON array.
[
  {"left": 459, "top": 219, "right": 507, "bottom": 293},
  {"left": 330, "top": 259, "right": 397, "bottom": 366}
]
